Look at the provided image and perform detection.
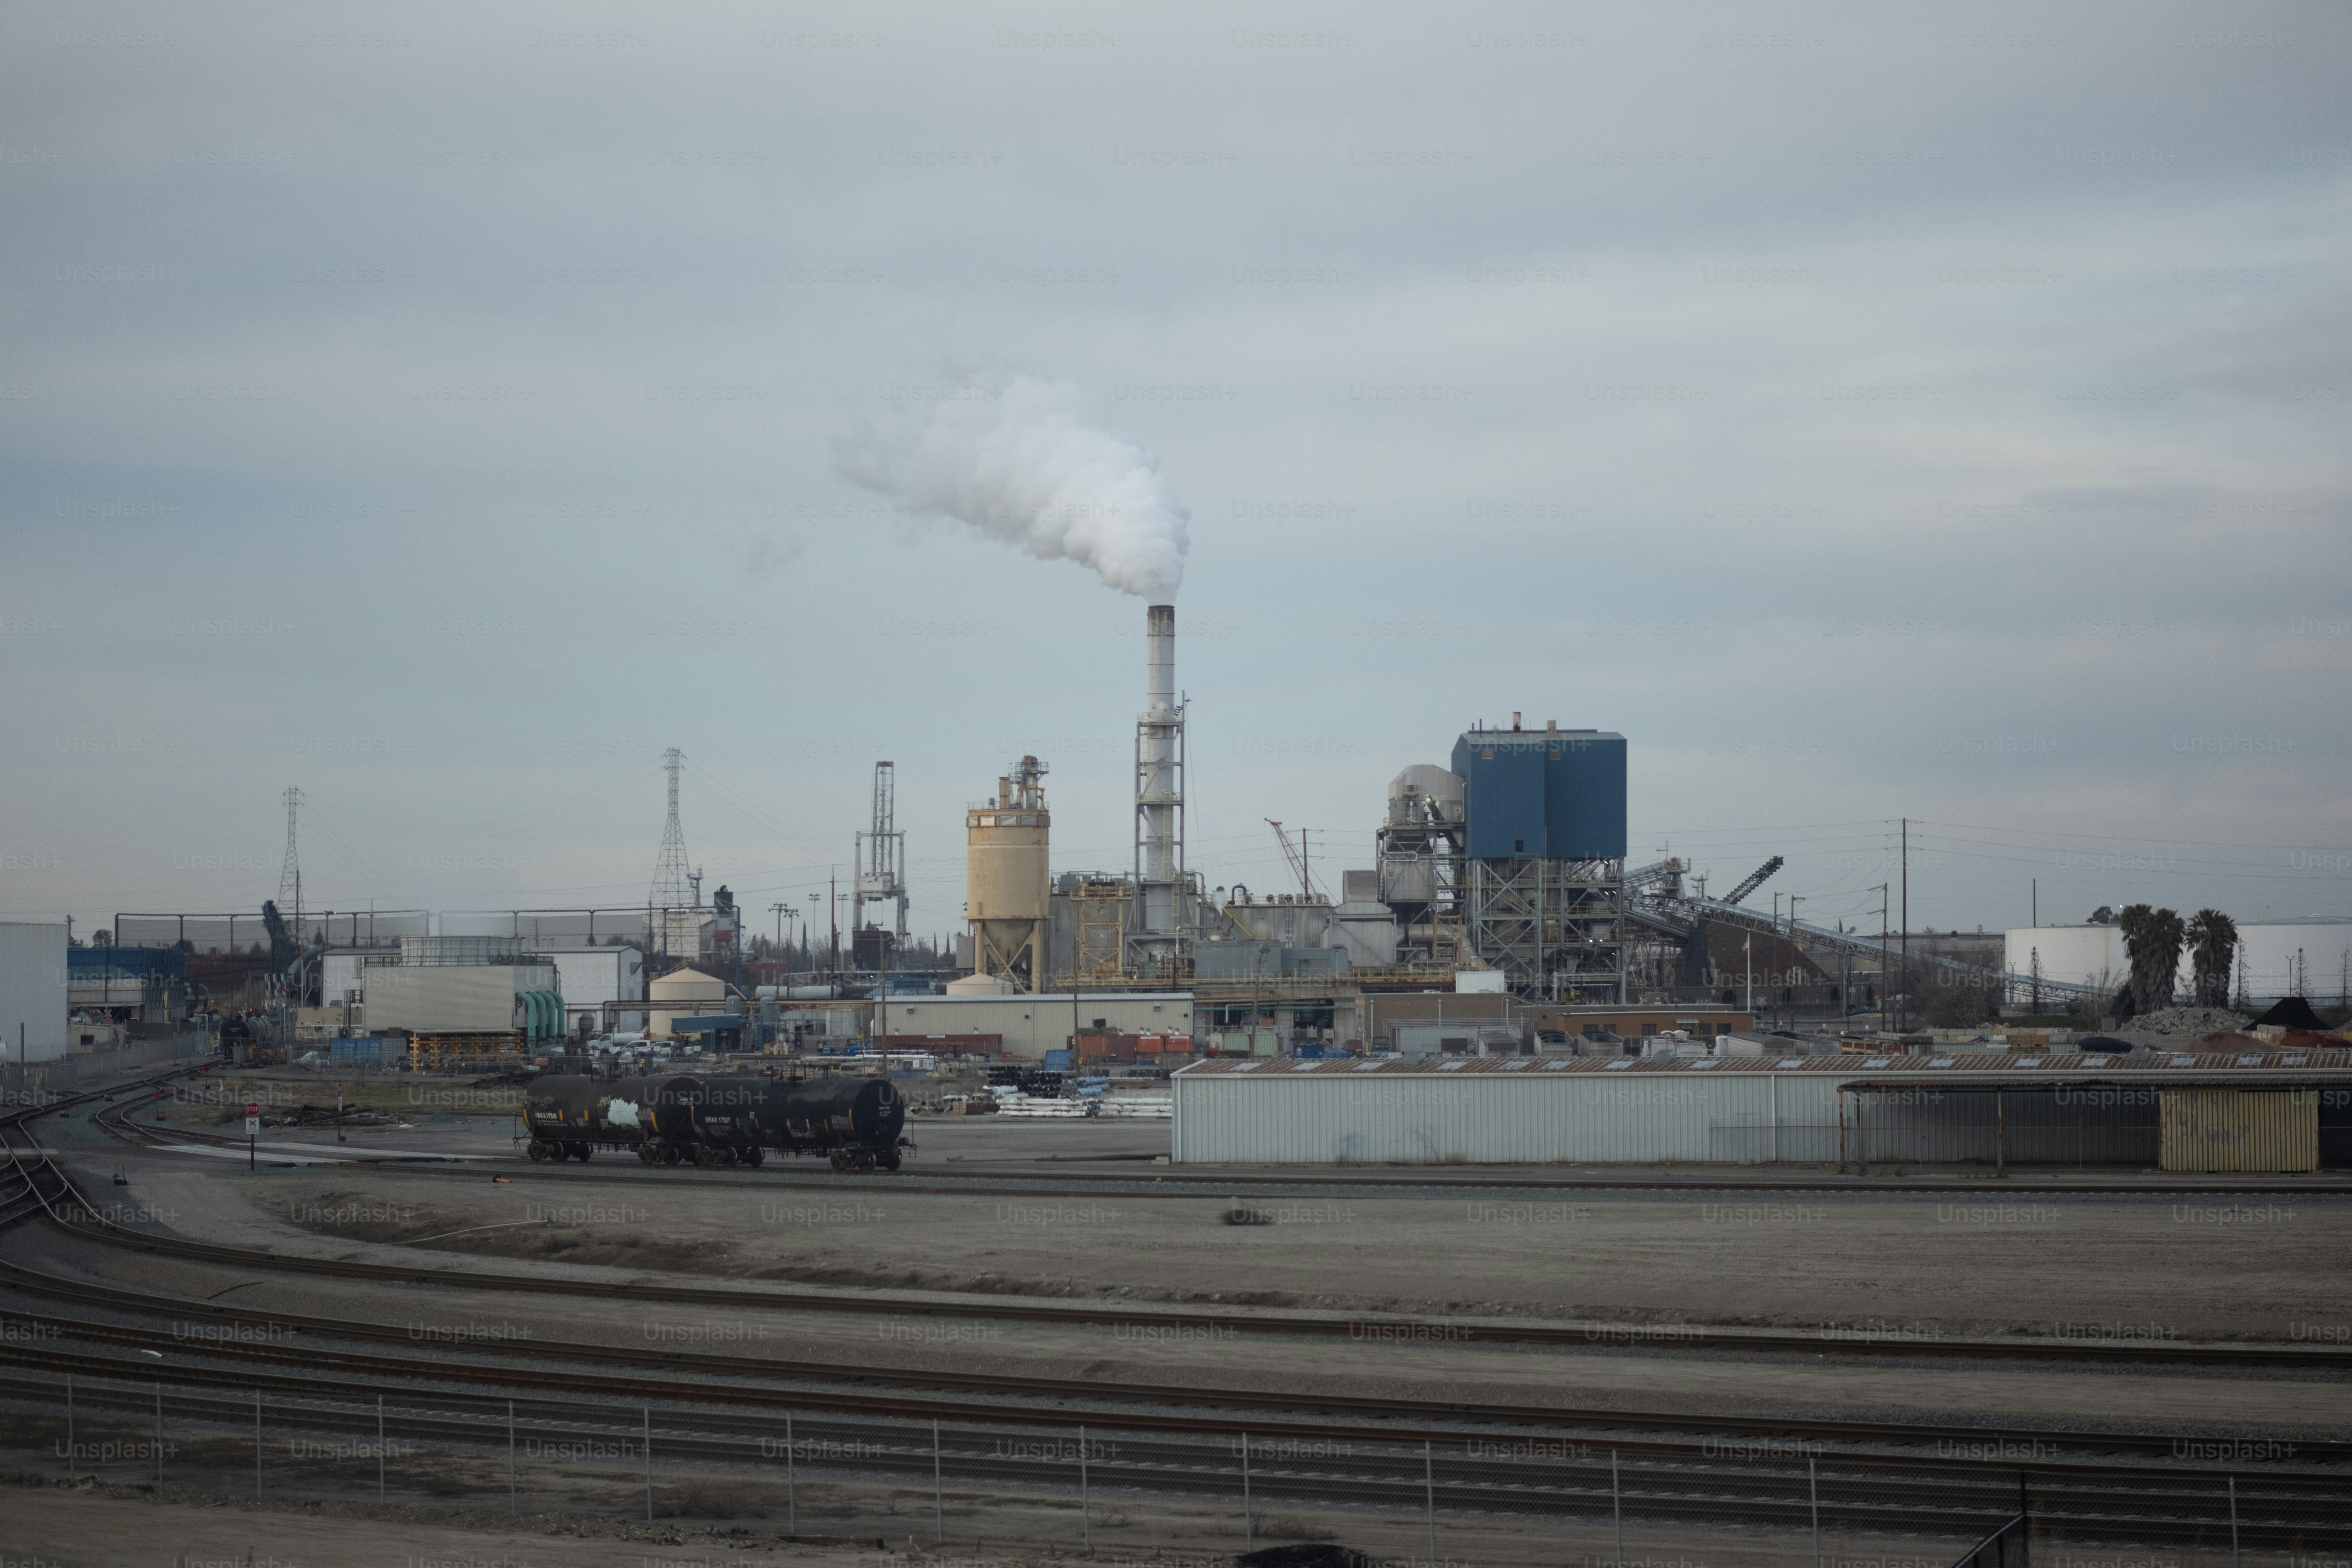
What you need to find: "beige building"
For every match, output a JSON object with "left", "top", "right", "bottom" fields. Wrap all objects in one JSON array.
[{"left": 883, "top": 991, "right": 1193, "bottom": 1059}]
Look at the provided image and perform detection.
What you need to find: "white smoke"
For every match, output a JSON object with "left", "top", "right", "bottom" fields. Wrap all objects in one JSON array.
[{"left": 835, "top": 376, "right": 1189, "bottom": 597}]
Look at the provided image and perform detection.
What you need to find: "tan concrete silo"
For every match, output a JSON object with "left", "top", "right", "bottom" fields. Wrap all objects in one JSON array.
[{"left": 967, "top": 755, "right": 1051, "bottom": 992}]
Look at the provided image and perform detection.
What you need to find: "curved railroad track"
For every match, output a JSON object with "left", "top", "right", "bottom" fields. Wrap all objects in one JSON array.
[
  {"left": 7, "top": 1080, "right": 2349, "bottom": 1553},
  {"left": 33, "top": 1080, "right": 2352, "bottom": 1374},
  {"left": 0, "top": 1087, "right": 2344, "bottom": 1463}
]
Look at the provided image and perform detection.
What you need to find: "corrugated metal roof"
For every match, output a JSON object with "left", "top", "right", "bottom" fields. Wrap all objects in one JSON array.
[{"left": 1175, "top": 1049, "right": 2352, "bottom": 1079}]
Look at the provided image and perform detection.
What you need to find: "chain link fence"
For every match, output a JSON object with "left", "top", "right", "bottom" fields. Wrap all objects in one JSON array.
[{"left": 5, "top": 1368, "right": 2346, "bottom": 1566}]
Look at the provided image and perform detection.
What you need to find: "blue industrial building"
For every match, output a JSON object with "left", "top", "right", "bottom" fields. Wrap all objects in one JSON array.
[{"left": 1450, "top": 726, "right": 1626, "bottom": 861}]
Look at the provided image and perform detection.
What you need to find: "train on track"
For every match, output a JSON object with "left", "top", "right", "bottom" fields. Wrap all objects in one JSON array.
[{"left": 521, "top": 1073, "right": 908, "bottom": 1171}]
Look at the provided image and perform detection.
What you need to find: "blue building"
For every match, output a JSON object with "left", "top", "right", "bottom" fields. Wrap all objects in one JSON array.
[{"left": 1450, "top": 725, "right": 1626, "bottom": 861}]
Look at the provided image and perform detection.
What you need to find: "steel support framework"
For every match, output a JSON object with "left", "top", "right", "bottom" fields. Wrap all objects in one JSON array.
[
  {"left": 1070, "top": 881, "right": 1133, "bottom": 985},
  {"left": 1463, "top": 856, "right": 1626, "bottom": 1002}
]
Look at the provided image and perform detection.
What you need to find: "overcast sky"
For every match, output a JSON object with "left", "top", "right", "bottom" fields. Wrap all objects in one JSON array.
[{"left": 3, "top": 0, "right": 2346, "bottom": 945}]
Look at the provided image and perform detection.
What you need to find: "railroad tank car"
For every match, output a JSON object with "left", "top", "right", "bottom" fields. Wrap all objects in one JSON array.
[
  {"left": 674, "top": 1075, "right": 768, "bottom": 1168},
  {"left": 755, "top": 1075, "right": 906, "bottom": 1170},
  {"left": 521, "top": 1070, "right": 906, "bottom": 1171},
  {"left": 521, "top": 1073, "right": 701, "bottom": 1164},
  {"left": 520, "top": 1073, "right": 610, "bottom": 1162}
]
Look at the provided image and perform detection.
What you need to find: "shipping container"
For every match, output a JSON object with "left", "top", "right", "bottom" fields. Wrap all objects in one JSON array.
[{"left": 2161, "top": 1087, "right": 2319, "bottom": 1173}]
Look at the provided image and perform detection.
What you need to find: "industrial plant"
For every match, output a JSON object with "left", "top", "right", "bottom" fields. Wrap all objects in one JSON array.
[{"left": 7, "top": 596, "right": 2348, "bottom": 1174}]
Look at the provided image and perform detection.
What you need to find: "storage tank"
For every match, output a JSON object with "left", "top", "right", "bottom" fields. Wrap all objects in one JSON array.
[
  {"left": 649, "top": 966, "right": 726, "bottom": 1037},
  {"left": 967, "top": 755, "right": 1051, "bottom": 992}
]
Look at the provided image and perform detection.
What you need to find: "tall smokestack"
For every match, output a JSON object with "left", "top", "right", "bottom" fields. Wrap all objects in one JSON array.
[{"left": 1136, "top": 603, "right": 1183, "bottom": 943}]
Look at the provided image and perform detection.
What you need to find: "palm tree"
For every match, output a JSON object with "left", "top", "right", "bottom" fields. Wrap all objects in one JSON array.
[
  {"left": 2117, "top": 904, "right": 2184, "bottom": 1015},
  {"left": 2184, "top": 909, "right": 2238, "bottom": 1009}
]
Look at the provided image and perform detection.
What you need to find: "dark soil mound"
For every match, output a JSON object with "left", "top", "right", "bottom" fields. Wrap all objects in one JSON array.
[{"left": 2251, "top": 996, "right": 2328, "bottom": 1032}]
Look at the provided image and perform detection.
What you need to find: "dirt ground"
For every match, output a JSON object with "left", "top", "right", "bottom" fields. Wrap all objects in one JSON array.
[
  {"left": 188, "top": 1160, "right": 2352, "bottom": 1345},
  {"left": 19, "top": 1144, "right": 2349, "bottom": 1438},
  {"left": 1, "top": 1482, "right": 937, "bottom": 1568},
  {"left": 0, "top": 1475, "right": 1986, "bottom": 1568},
  {"left": 16, "top": 1115, "right": 2348, "bottom": 1565}
]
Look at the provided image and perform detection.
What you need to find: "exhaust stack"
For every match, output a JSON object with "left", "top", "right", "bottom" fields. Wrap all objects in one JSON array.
[{"left": 1135, "top": 603, "right": 1184, "bottom": 943}]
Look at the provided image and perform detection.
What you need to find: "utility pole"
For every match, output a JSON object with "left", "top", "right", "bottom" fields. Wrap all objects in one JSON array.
[
  {"left": 769, "top": 904, "right": 786, "bottom": 966},
  {"left": 1899, "top": 816, "right": 1909, "bottom": 991},
  {"left": 1787, "top": 896, "right": 1802, "bottom": 1026},
  {"left": 2031, "top": 878, "right": 2037, "bottom": 930},
  {"left": 1873, "top": 883, "right": 1890, "bottom": 1032},
  {"left": 828, "top": 868, "right": 838, "bottom": 973}
]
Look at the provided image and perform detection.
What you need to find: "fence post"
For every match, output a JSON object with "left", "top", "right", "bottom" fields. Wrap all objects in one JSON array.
[
  {"left": 2229, "top": 1476, "right": 2239, "bottom": 1568},
  {"left": 66, "top": 1375, "right": 74, "bottom": 1482},
  {"left": 155, "top": 1382, "right": 163, "bottom": 1490},
  {"left": 935, "top": 1419, "right": 945, "bottom": 1543},
  {"left": 1424, "top": 1439, "right": 1436, "bottom": 1568},
  {"left": 255, "top": 1391, "right": 263, "bottom": 1497},
  {"left": 1080, "top": 1424, "right": 1091, "bottom": 1554},
  {"left": 1612, "top": 1448, "right": 1623, "bottom": 1568},
  {"left": 508, "top": 1399, "right": 517, "bottom": 1514},
  {"left": 1241, "top": 1430, "right": 1253, "bottom": 1550},
  {"left": 643, "top": 1404, "right": 652, "bottom": 1524},
  {"left": 1810, "top": 1456, "right": 1820, "bottom": 1568},
  {"left": 786, "top": 1413, "right": 796, "bottom": 1536}
]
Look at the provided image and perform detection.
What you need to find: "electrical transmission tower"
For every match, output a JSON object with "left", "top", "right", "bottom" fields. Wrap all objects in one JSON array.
[
  {"left": 278, "top": 786, "right": 304, "bottom": 930},
  {"left": 650, "top": 748, "right": 694, "bottom": 905}
]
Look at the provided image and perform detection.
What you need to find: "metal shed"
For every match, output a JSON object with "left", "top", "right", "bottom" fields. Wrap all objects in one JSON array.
[
  {"left": 1171, "top": 1054, "right": 1844, "bottom": 1165},
  {"left": 1836, "top": 1054, "right": 2352, "bottom": 1174},
  {"left": 1170, "top": 1049, "right": 2352, "bottom": 1167}
]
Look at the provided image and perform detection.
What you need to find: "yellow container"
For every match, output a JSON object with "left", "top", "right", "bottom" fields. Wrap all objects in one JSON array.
[{"left": 2160, "top": 1087, "right": 2318, "bottom": 1173}]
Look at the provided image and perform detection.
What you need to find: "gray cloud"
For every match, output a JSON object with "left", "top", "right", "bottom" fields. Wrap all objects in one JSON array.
[{"left": 2, "top": 0, "right": 2347, "bottom": 934}]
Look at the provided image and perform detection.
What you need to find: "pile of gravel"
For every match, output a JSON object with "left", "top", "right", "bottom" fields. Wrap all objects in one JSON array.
[{"left": 2117, "top": 1005, "right": 2250, "bottom": 1040}]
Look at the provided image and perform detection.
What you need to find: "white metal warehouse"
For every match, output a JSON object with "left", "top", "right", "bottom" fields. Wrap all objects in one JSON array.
[{"left": 1168, "top": 1050, "right": 2352, "bottom": 1170}]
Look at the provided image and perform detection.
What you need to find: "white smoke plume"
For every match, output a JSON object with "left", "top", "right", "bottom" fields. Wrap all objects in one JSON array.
[{"left": 835, "top": 376, "right": 1189, "bottom": 597}]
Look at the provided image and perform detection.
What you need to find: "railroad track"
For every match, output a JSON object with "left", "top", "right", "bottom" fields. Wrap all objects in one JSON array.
[
  {"left": 5, "top": 1354, "right": 2344, "bottom": 1554},
  {"left": 12, "top": 1105, "right": 2350, "bottom": 1465},
  {"left": 10, "top": 1087, "right": 2351, "bottom": 1552},
  {"left": 37, "top": 1083, "right": 2352, "bottom": 1374},
  {"left": 91, "top": 1086, "right": 2352, "bottom": 1197},
  {"left": 12, "top": 1281, "right": 2340, "bottom": 1465},
  {"left": 36, "top": 1173, "right": 2352, "bottom": 1374}
]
